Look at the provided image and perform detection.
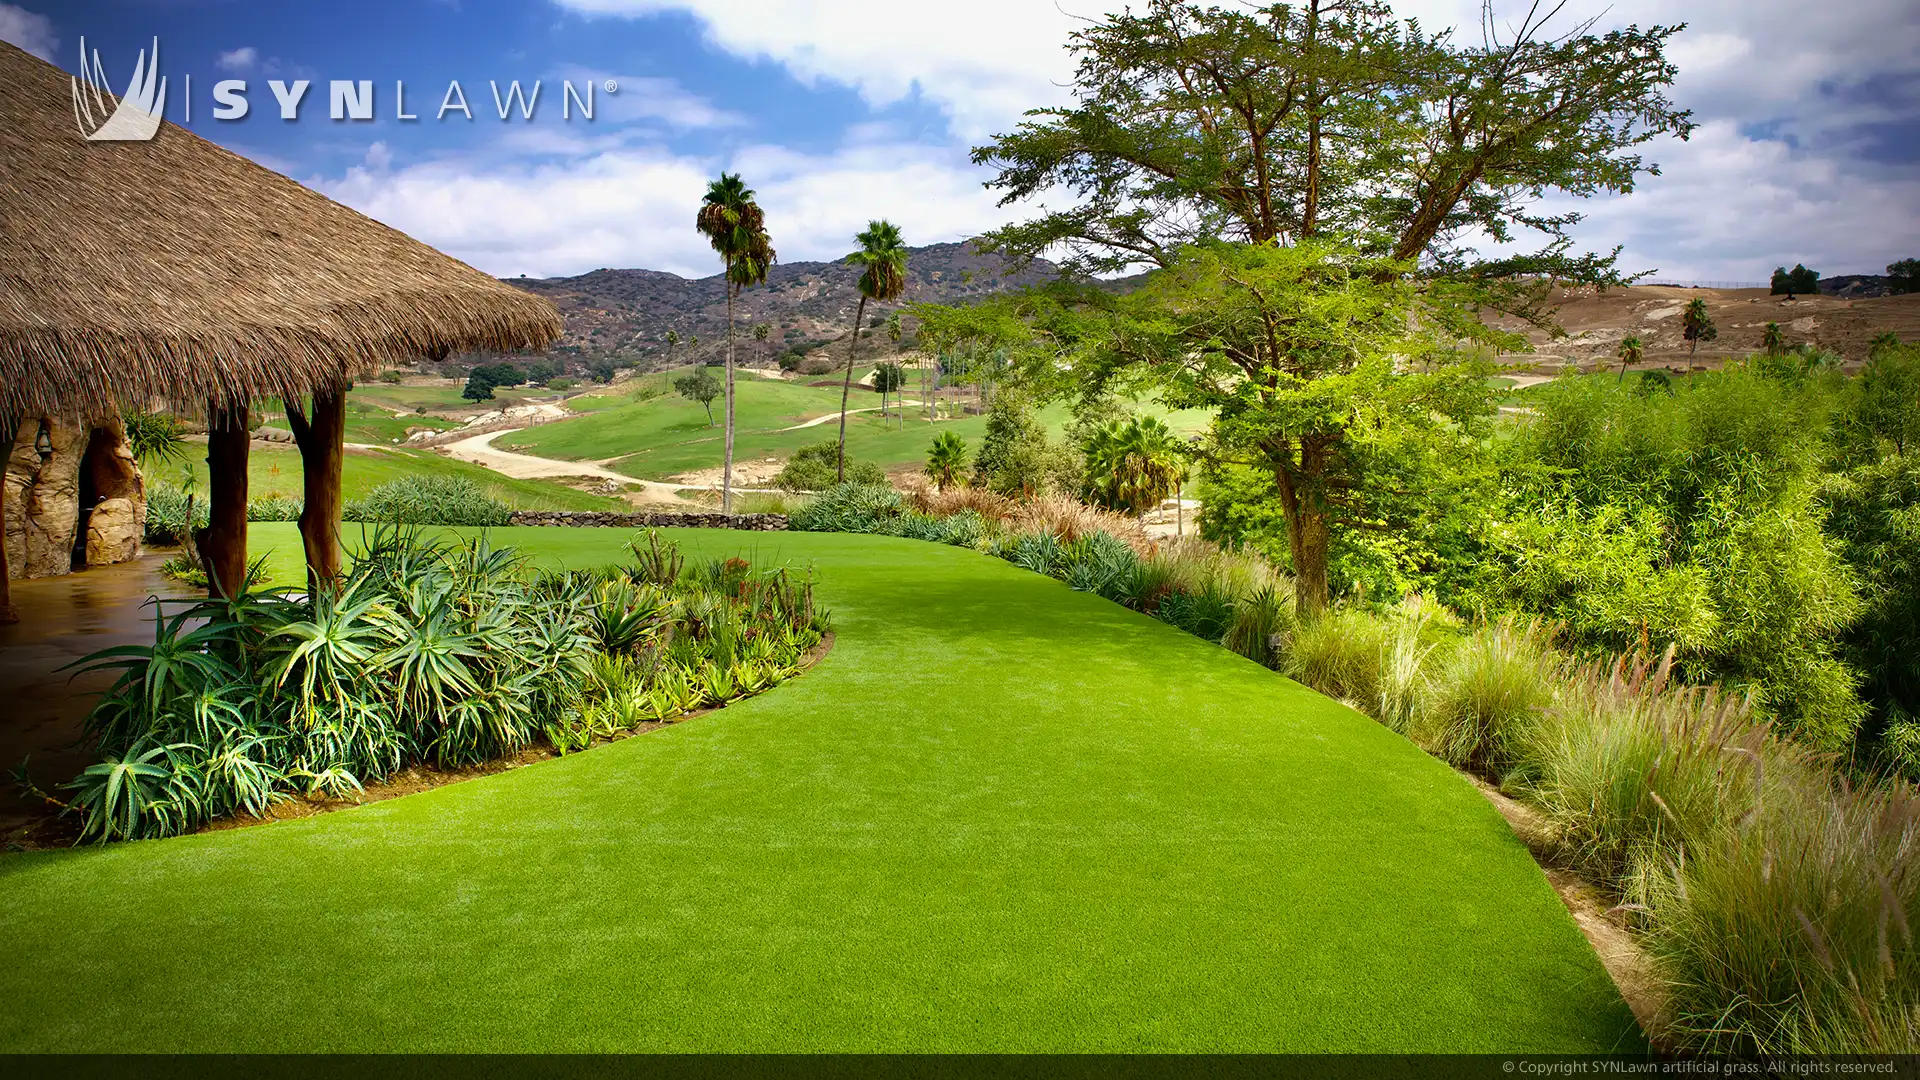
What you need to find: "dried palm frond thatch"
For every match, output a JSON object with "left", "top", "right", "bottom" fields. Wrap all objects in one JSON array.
[{"left": 0, "top": 42, "right": 562, "bottom": 419}]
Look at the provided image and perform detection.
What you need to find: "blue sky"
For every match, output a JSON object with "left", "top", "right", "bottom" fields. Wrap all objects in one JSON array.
[{"left": 5, "top": 0, "right": 1917, "bottom": 282}]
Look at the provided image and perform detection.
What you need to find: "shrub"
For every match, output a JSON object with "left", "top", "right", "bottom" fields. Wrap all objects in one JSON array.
[
  {"left": 1222, "top": 584, "right": 1293, "bottom": 668},
  {"left": 774, "top": 441, "right": 886, "bottom": 492},
  {"left": 143, "top": 484, "right": 207, "bottom": 544},
  {"left": 1415, "top": 619, "right": 1554, "bottom": 770},
  {"left": 246, "top": 495, "right": 304, "bottom": 523},
  {"left": 57, "top": 530, "right": 828, "bottom": 843},
  {"left": 1645, "top": 767, "right": 1920, "bottom": 1054},
  {"left": 787, "top": 483, "right": 902, "bottom": 533},
  {"left": 342, "top": 476, "right": 513, "bottom": 526},
  {"left": 1287, "top": 608, "right": 1393, "bottom": 707}
]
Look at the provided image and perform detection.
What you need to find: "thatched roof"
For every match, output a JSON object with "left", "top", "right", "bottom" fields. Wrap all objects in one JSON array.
[{"left": 0, "top": 42, "right": 563, "bottom": 419}]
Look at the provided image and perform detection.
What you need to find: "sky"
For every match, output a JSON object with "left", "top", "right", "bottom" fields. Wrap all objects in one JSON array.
[{"left": 5, "top": 0, "right": 1917, "bottom": 283}]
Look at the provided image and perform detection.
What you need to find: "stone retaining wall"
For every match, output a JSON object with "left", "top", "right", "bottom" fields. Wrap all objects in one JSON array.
[{"left": 506, "top": 510, "right": 788, "bottom": 530}]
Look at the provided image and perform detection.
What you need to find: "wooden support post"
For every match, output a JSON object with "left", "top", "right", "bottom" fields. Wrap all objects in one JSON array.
[
  {"left": 0, "top": 416, "right": 14, "bottom": 624},
  {"left": 285, "top": 385, "right": 346, "bottom": 595},
  {"left": 194, "top": 403, "right": 250, "bottom": 600}
]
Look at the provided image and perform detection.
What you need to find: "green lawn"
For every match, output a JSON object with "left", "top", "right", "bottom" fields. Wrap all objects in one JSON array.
[
  {"left": 0, "top": 525, "right": 1637, "bottom": 1052},
  {"left": 507, "top": 370, "right": 1212, "bottom": 481},
  {"left": 156, "top": 445, "right": 626, "bottom": 511}
]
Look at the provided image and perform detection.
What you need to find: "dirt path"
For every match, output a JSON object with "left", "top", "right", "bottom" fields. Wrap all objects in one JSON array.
[
  {"left": 776, "top": 401, "right": 923, "bottom": 432},
  {"left": 441, "top": 429, "right": 698, "bottom": 504},
  {"left": 442, "top": 429, "right": 789, "bottom": 501}
]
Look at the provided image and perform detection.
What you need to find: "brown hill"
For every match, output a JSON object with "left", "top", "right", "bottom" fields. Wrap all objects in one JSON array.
[
  {"left": 503, "top": 240, "right": 1065, "bottom": 369},
  {"left": 1489, "top": 285, "right": 1920, "bottom": 373}
]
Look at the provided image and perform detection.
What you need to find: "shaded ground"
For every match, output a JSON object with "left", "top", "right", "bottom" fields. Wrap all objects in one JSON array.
[
  {"left": 0, "top": 555, "right": 196, "bottom": 838},
  {"left": 0, "top": 525, "right": 1640, "bottom": 1052}
]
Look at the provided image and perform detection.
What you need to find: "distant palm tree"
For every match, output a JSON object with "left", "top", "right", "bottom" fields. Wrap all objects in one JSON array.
[
  {"left": 1086, "top": 417, "right": 1185, "bottom": 519},
  {"left": 1616, "top": 336, "right": 1643, "bottom": 383},
  {"left": 925, "top": 432, "right": 968, "bottom": 491},
  {"left": 696, "top": 173, "right": 775, "bottom": 513},
  {"left": 754, "top": 322, "right": 771, "bottom": 369},
  {"left": 886, "top": 312, "right": 904, "bottom": 429},
  {"left": 665, "top": 329, "right": 680, "bottom": 366},
  {"left": 1682, "top": 298, "right": 1717, "bottom": 358},
  {"left": 1762, "top": 321, "right": 1786, "bottom": 357},
  {"left": 837, "top": 220, "right": 908, "bottom": 482}
]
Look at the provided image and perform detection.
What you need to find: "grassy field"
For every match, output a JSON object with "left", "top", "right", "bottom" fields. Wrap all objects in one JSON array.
[
  {"left": 155, "top": 445, "right": 626, "bottom": 511},
  {"left": 0, "top": 525, "right": 1637, "bottom": 1052},
  {"left": 506, "top": 369, "right": 1211, "bottom": 481}
]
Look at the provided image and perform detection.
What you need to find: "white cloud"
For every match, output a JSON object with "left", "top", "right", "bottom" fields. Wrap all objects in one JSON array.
[
  {"left": 216, "top": 46, "right": 259, "bottom": 73},
  {"left": 312, "top": 136, "right": 1014, "bottom": 279},
  {"left": 0, "top": 2, "right": 57, "bottom": 62},
  {"left": 550, "top": 0, "right": 1101, "bottom": 140},
  {"left": 552, "top": 68, "right": 746, "bottom": 130}
]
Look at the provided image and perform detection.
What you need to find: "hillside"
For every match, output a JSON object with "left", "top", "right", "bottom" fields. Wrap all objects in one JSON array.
[
  {"left": 1489, "top": 285, "right": 1920, "bottom": 372},
  {"left": 501, "top": 244, "right": 1914, "bottom": 376},
  {"left": 504, "top": 241, "right": 1065, "bottom": 369}
]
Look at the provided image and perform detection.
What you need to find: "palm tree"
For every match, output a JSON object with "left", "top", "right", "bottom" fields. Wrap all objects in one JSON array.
[
  {"left": 1682, "top": 298, "right": 1717, "bottom": 358},
  {"left": 886, "top": 312, "right": 904, "bottom": 429},
  {"left": 665, "top": 329, "right": 680, "bottom": 366},
  {"left": 1086, "top": 417, "right": 1185, "bottom": 519},
  {"left": 837, "top": 220, "right": 908, "bottom": 482},
  {"left": 754, "top": 322, "right": 771, "bottom": 369},
  {"left": 925, "top": 432, "right": 968, "bottom": 491},
  {"left": 696, "top": 173, "right": 775, "bottom": 513},
  {"left": 1762, "top": 321, "right": 1786, "bottom": 357},
  {"left": 1616, "top": 336, "right": 1643, "bottom": 383}
]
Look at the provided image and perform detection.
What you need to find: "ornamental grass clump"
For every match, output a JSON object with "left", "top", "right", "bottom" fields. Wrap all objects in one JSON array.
[
  {"left": 1415, "top": 617, "right": 1555, "bottom": 770},
  {"left": 343, "top": 475, "right": 513, "bottom": 526},
  {"left": 1286, "top": 608, "right": 1394, "bottom": 708},
  {"left": 1644, "top": 762, "right": 1920, "bottom": 1054},
  {"left": 55, "top": 529, "right": 826, "bottom": 843}
]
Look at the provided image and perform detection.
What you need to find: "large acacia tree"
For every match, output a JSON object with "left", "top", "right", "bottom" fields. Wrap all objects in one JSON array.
[{"left": 965, "top": 0, "right": 1692, "bottom": 614}]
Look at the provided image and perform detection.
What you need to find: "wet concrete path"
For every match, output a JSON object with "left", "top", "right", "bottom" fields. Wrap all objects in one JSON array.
[{"left": 0, "top": 553, "right": 197, "bottom": 838}]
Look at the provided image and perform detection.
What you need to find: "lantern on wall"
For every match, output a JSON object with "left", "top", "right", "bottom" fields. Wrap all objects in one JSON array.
[{"left": 34, "top": 420, "right": 52, "bottom": 459}]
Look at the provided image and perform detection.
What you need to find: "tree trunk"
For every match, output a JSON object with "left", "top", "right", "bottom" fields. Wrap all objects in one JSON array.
[
  {"left": 285, "top": 386, "right": 346, "bottom": 596},
  {"left": 837, "top": 295, "right": 867, "bottom": 483},
  {"left": 1272, "top": 445, "right": 1332, "bottom": 618},
  {"left": 722, "top": 278, "right": 736, "bottom": 514},
  {"left": 195, "top": 403, "right": 251, "bottom": 600},
  {"left": 0, "top": 415, "right": 15, "bottom": 624}
]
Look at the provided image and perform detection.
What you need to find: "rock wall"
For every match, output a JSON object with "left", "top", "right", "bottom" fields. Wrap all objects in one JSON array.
[
  {"left": 4, "top": 417, "right": 147, "bottom": 579},
  {"left": 506, "top": 510, "right": 788, "bottom": 531}
]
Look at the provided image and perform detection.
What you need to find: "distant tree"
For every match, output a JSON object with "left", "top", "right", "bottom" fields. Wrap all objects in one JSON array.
[
  {"left": 673, "top": 369, "right": 723, "bottom": 425},
  {"left": 1682, "top": 298, "right": 1718, "bottom": 357},
  {"left": 925, "top": 432, "right": 968, "bottom": 491},
  {"left": 1085, "top": 416, "right": 1187, "bottom": 518},
  {"left": 1857, "top": 344, "right": 1920, "bottom": 457},
  {"left": 696, "top": 172, "right": 776, "bottom": 512},
  {"left": 1762, "top": 321, "right": 1787, "bottom": 356},
  {"left": 523, "top": 359, "right": 559, "bottom": 385},
  {"left": 664, "top": 329, "right": 680, "bottom": 364},
  {"left": 837, "top": 220, "right": 909, "bottom": 482},
  {"left": 461, "top": 373, "right": 495, "bottom": 402},
  {"left": 1771, "top": 266, "right": 1793, "bottom": 296},
  {"left": 753, "top": 322, "right": 771, "bottom": 366},
  {"left": 775, "top": 441, "right": 885, "bottom": 491},
  {"left": 472, "top": 361, "right": 523, "bottom": 388},
  {"left": 586, "top": 359, "right": 617, "bottom": 384},
  {"left": 1890, "top": 258, "right": 1920, "bottom": 295},
  {"left": 1616, "top": 336, "right": 1644, "bottom": 383},
  {"left": 873, "top": 361, "right": 908, "bottom": 420}
]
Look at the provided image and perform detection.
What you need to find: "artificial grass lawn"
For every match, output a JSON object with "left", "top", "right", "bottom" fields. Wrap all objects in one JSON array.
[
  {"left": 505, "top": 369, "right": 1212, "bottom": 481},
  {"left": 0, "top": 525, "right": 1639, "bottom": 1052},
  {"left": 156, "top": 445, "right": 625, "bottom": 512}
]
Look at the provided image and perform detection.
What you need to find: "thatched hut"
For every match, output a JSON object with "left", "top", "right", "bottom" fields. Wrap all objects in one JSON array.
[{"left": 0, "top": 42, "right": 562, "bottom": 620}]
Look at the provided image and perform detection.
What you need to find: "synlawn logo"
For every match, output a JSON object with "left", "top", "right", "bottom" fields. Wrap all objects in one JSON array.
[
  {"left": 64, "top": 34, "right": 608, "bottom": 144},
  {"left": 71, "top": 37, "right": 166, "bottom": 142}
]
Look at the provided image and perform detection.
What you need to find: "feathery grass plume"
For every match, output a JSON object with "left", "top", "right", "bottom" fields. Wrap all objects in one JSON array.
[
  {"left": 1287, "top": 608, "right": 1394, "bottom": 709},
  {"left": 1512, "top": 648, "right": 1767, "bottom": 890},
  {"left": 1645, "top": 755, "right": 1920, "bottom": 1053},
  {"left": 1415, "top": 617, "right": 1555, "bottom": 768}
]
